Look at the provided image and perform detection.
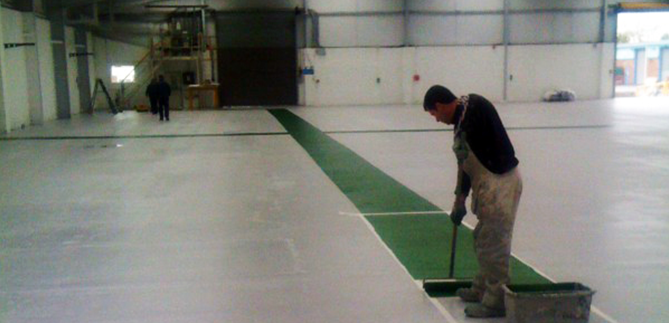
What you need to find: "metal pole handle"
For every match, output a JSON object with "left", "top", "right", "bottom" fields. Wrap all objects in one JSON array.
[{"left": 448, "top": 225, "right": 458, "bottom": 279}]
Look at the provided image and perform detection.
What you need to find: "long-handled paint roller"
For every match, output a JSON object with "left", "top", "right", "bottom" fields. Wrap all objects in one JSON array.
[{"left": 422, "top": 223, "right": 473, "bottom": 297}]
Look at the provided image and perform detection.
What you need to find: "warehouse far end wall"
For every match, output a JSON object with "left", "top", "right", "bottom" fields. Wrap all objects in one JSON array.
[
  {"left": 3, "top": 0, "right": 667, "bottom": 133},
  {"left": 0, "top": 4, "right": 149, "bottom": 133},
  {"left": 297, "top": 0, "right": 624, "bottom": 106}
]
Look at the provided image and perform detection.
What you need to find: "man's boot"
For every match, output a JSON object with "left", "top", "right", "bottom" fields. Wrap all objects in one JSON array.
[
  {"left": 464, "top": 304, "right": 506, "bottom": 318},
  {"left": 456, "top": 288, "right": 483, "bottom": 303}
]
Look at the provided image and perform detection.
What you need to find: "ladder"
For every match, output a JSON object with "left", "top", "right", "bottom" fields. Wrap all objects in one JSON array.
[{"left": 90, "top": 78, "right": 120, "bottom": 114}]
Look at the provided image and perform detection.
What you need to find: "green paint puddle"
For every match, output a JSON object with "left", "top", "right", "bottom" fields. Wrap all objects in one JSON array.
[{"left": 270, "top": 109, "right": 550, "bottom": 286}]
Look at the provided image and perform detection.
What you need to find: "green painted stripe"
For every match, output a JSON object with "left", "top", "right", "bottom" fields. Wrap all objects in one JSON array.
[{"left": 270, "top": 109, "right": 551, "bottom": 290}]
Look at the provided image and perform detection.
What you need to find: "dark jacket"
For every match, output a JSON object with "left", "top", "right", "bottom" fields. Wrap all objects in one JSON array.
[
  {"left": 453, "top": 94, "right": 519, "bottom": 175},
  {"left": 157, "top": 81, "right": 171, "bottom": 100},
  {"left": 146, "top": 82, "right": 159, "bottom": 98}
]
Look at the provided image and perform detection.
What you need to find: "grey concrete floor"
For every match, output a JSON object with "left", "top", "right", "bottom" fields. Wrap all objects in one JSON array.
[{"left": 1, "top": 98, "right": 668, "bottom": 323}]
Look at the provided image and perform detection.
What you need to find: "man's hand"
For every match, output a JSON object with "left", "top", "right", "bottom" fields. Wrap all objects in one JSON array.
[{"left": 450, "top": 195, "right": 467, "bottom": 226}]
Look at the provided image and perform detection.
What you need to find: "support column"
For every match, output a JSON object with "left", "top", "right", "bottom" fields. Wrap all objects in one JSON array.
[
  {"left": 75, "top": 28, "right": 92, "bottom": 113},
  {"left": 0, "top": 6, "right": 7, "bottom": 133},
  {"left": 48, "top": 7, "right": 72, "bottom": 119},
  {"left": 22, "top": 13, "right": 45, "bottom": 125}
]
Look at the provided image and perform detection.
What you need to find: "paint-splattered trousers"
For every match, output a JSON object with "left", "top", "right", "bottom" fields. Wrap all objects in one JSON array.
[{"left": 460, "top": 143, "right": 523, "bottom": 310}]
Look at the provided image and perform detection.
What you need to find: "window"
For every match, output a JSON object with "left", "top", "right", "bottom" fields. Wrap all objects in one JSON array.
[{"left": 111, "top": 65, "right": 135, "bottom": 83}]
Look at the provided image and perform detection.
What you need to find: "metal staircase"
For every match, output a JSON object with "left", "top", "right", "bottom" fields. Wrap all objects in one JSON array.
[{"left": 115, "top": 5, "right": 214, "bottom": 111}]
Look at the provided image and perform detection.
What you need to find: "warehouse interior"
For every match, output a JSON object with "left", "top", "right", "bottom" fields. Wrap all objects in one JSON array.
[{"left": 1, "top": 1, "right": 668, "bottom": 323}]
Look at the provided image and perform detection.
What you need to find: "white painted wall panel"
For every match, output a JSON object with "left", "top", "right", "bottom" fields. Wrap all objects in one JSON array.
[
  {"left": 401, "top": 47, "right": 416, "bottom": 103},
  {"left": 93, "top": 37, "right": 109, "bottom": 90},
  {"left": 375, "top": 49, "right": 404, "bottom": 104},
  {"left": 93, "top": 37, "right": 147, "bottom": 84},
  {"left": 0, "top": 6, "right": 6, "bottom": 132},
  {"left": 319, "top": 16, "right": 357, "bottom": 47},
  {"left": 36, "top": 18, "right": 57, "bottom": 121},
  {"left": 300, "top": 46, "right": 505, "bottom": 106},
  {"left": 510, "top": 12, "right": 599, "bottom": 44},
  {"left": 299, "top": 43, "right": 611, "bottom": 105},
  {"left": 571, "top": 12, "right": 601, "bottom": 43},
  {"left": 409, "top": 0, "right": 504, "bottom": 11},
  {"left": 356, "top": 16, "right": 404, "bottom": 46},
  {"left": 510, "top": 12, "right": 600, "bottom": 44},
  {"left": 411, "top": 15, "right": 504, "bottom": 45},
  {"left": 65, "top": 27, "right": 80, "bottom": 115},
  {"left": 320, "top": 16, "right": 403, "bottom": 47},
  {"left": 92, "top": 37, "right": 148, "bottom": 109},
  {"left": 210, "top": 0, "right": 300, "bottom": 10},
  {"left": 410, "top": 16, "right": 456, "bottom": 46},
  {"left": 356, "top": 0, "right": 403, "bottom": 12},
  {"left": 303, "top": 48, "right": 404, "bottom": 106},
  {"left": 507, "top": 44, "right": 602, "bottom": 101},
  {"left": 308, "top": 0, "right": 358, "bottom": 12},
  {"left": 1, "top": 9, "right": 30, "bottom": 130},
  {"left": 413, "top": 46, "right": 505, "bottom": 102},
  {"left": 510, "top": 13, "right": 557, "bottom": 44},
  {"left": 510, "top": 0, "right": 600, "bottom": 10},
  {"left": 87, "top": 32, "right": 96, "bottom": 95},
  {"left": 600, "top": 43, "right": 615, "bottom": 99},
  {"left": 308, "top": 0, "right": 402, "bottom": 12}
]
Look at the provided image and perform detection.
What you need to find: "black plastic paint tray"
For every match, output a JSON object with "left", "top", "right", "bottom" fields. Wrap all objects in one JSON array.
[{"left": 503, "top": 283, "right": 595, "bottom": 323}]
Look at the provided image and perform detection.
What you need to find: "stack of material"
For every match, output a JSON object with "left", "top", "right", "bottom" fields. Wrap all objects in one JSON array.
[{"left": 543, "top": 90, "right": 576, "bottom": 102}]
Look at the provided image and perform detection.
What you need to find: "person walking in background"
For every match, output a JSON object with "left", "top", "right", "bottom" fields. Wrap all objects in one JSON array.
[
  {"left": 422, "top": 85, "right": 523, "bottom": 318},
  {"left": 145, "top": 78, "right": 159, "bottom": 115},
  {"left": 157, "top": 75, "right": 172, "bottom": 121}
]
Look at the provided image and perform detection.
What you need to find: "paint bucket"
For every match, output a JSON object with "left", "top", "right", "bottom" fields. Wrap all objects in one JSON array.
[{"left": 503, "top": 283, "right": 595, "bottom": 323}]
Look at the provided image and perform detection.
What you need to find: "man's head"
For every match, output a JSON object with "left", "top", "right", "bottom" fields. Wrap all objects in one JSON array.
[
  {"left": 159, "top": 75, "right": 165, "bottom": 82},
  {"left": 423, "top": 85, "right": 458, "bottom": 125}
]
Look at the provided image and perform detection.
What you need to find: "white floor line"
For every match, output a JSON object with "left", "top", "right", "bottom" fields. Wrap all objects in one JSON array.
[
  {"left": 591, "top": 307, "right": 622, "bottom": 323},
  {"left": 509, "top": 252, "right": 557, "bottom": 284},
  {"left": 355, "top": 212, "right": 619, "bottom": 323},
  {"left": 356, "top": 215, "right": 459, "bottom": 323},
  {"left": 340, "top": 210, "right": 449, "bottom": 217}
]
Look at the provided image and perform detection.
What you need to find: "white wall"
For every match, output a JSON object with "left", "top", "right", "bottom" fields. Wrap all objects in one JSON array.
[
  {"left": 1, "top": 9, "right": 30, "bottom": 131},
  {"left": 0, "top": 7, "right": 6, "bottom": 133},
  {"left": 301, "top": 45, "right": 541, "bottom": 106},
  {"left": 92, "top": 37, "right": 148, "bottom": 109},
  {"left": 600, "top": 43, "right": 615, "bottom": 99},
  {"left": 509, "top": 12, "right": 601, "bottom": 44},
  {"left": 211, "top": 0, "right": 300, "bottom": 10},
  {"left": 413, "top": 46, "right": 505, "bottom": 102},
  {"left": 410, "top": 15, "right": 504, "bottom": 46},
  {"left": 309, "top": 0, "right": 404, "bottom": 48},
  {"left": 301, "top": 44, "right": 615, "bottom": 105},
  {"left": 303, "top": 48, "right": 404, "bottom": 106},
  {"left": 510, "top": 0, "right": 601, "bottom": 10},
  {"left": 319, "top": 16, "right": 404, "bottom": 47},
  {"left": 87, "top": 32, "right": 96, "bottom": 98},
  {"left": 308, "top": 0, "right": 403, "bottom": 12},
  {"left": 65, "top": 27, "right": 80, "bottom": 115},
  {"left": 36, "top": 17, "right": 57, "bottom": 121},
  {"left": 0, "top": 8, "right": 148, "bottom": 132},
  {"left": 410, "top": 0, "right": 504, "bottom": 11},
  {"left": 297, "top": 0, "right": 620, "bottom": 106},
  {"left": 507, "top": 44, "right": 605, "bottom": 101}
]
